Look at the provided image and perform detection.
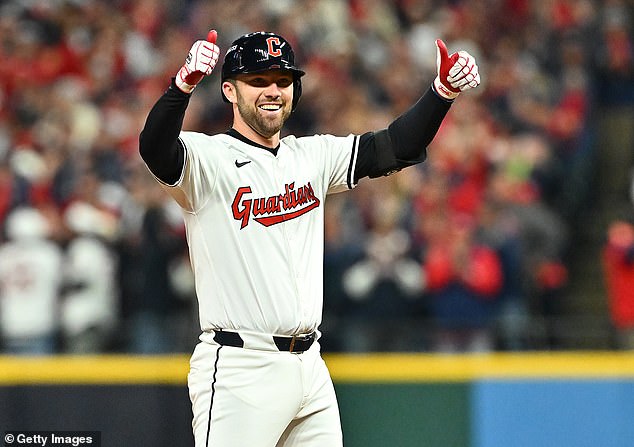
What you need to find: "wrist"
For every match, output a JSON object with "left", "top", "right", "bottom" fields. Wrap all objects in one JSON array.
[
  {"left": 433, "top": 76, "right": 459, "bottom": 101},
  {"left": 175, "top": 80, "right": 196, "bottom": 94},
  {"left": 176, "top": 66, "right": 198, "bottom": 94}
]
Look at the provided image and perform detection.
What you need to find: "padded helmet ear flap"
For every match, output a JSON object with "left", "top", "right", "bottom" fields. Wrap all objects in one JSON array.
[
  {"left": 220, "top": 31, "right": 305, "bottom": 110},
  {"left": 291, "top": 77, "right": 302, "bottom": 111}
]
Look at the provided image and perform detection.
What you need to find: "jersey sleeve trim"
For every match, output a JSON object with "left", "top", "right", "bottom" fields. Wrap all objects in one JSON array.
[{"left": 346, "top": 135, "right": 360, "bottom": 189}]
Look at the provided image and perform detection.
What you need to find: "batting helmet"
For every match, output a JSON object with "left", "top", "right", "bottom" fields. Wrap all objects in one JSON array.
[{"left": 221, "top": 31, "right": 305, "bottom": 110}]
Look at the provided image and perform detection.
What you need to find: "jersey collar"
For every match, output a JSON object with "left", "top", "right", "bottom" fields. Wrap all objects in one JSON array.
[{"left": 226, "top": 128, "right": 280, "bottom": 156}]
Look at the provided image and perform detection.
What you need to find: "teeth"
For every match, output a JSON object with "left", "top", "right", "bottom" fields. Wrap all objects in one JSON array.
[{"left": 260, "top": 104, "right": 281, "bottom": 110}]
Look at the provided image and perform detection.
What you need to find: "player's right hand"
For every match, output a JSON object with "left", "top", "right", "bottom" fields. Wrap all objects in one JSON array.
[{"left": 175, "top": 30, "right": 220, "bottom": 94}]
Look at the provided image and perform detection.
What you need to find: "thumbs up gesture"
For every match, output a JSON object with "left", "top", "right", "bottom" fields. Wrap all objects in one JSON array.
[
  {"left": 175, "top": 30, "right": 220, "bottom": 94},
  {"left": 433, "top": 39, "right": 480, "bottom": 100}
]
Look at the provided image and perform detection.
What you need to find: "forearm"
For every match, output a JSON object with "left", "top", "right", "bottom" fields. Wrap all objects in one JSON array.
[
  {"left": 355, "top": 87, "right": 452, "bottom": 180},
  {"left": 388, "top": 86, "right": 452, "bottom": 161},
  {"left": 139, "top": 79, "right": 191, "bottom": 184}
]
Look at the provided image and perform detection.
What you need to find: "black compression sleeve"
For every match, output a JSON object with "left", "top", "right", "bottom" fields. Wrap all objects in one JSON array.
[
  {"left": 354, "top": 86, "right": 452, "bottom": 181},
  {"left": 139, "top": 78, "right": 191, "bottom": 184},
  {"left": 388, "top": 86, "right": 453, "bottom": 159}
]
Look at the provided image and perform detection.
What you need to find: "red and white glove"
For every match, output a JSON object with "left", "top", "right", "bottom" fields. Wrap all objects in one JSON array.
[
  {"left": 433, "top": 39, "right": 480, "bottom": 100},
  {"left": 175, "top": 30, "right": 220, "bottom": 94}
]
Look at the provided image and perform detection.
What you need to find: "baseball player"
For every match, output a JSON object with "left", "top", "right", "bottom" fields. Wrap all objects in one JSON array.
[{"left": 139, "top": 29, "right": 479, "bottom": 447}]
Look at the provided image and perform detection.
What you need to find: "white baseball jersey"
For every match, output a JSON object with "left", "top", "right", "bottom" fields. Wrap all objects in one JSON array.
[
  {"left": 168, "top": 131, "right": 359, "bottom": 337},
  {"left": 0, "top": 239, "right": 63, "bottom": 339},
  {"left": 61, "top": 235, "right": 118, "bottom": 337}
]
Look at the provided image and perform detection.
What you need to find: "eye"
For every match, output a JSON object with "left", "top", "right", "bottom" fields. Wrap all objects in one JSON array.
[{"left": 276, "top": 78, "right": 293, "bottom": 88}]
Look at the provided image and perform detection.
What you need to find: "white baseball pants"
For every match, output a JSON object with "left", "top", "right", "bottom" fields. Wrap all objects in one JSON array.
[{"left": 188, "top": 338, "right": 343, "bottom": 447}]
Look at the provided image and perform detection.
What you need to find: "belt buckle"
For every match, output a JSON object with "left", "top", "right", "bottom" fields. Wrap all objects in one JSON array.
[
  {"left": 289, "top": 333, "right": 314, "bottom": 353},
  {"left": 289, "top": 334, "right": 307, "bottom": 352},
  {"left": 289, "top": 335, "right": 297, "bottom": 353}
]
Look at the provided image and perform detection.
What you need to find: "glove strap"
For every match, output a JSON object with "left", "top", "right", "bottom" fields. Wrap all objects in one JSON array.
[
  {"left": 176, "top": 66, "right": 197, "bottom": 94},
  {"left": 433, "top": 76, "right": 459, "bottom": 100}
]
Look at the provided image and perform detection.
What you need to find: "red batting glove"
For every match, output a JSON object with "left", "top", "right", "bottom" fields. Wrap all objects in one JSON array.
[
  {"left": 175, "top": 30, "right": 220, "bottom": 94},
  {"left": 433, "top": 39, "right": 480, "bottom": 100}
]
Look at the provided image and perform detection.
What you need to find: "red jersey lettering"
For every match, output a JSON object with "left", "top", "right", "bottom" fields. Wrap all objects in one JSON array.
[{"left": 231, "top": 182, "right": 320, "bottom": 229}]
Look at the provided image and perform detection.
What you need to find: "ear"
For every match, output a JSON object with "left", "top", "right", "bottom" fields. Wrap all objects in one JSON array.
[{"left": 222, "top": 81, "right": 237, "bottom": 104}]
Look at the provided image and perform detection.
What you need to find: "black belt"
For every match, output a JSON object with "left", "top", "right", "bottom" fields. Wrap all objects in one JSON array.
[{"left": 213, "top": 330, "right": 316, "bottom": 354}]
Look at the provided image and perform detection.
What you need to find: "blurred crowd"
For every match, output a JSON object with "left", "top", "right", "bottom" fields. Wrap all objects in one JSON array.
[{"left": 0, "top": 0, "right": 633, "bottom": 355}]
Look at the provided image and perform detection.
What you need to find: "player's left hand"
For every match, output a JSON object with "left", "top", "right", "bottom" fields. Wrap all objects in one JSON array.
[{"left": 433, "top": 39, "right": 480, "bottom": 100}]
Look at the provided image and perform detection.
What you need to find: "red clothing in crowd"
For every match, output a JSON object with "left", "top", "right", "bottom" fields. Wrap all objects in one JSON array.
[
  {"left": 603, "top": 221, "right": 634, "bottom": 329},
  {"left": 424, "top": 244, "right": 503, "bottom": 298}
]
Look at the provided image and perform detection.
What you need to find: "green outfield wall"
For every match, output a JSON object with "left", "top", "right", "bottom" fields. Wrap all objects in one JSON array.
[{"left": 1, "top": 353, "right": 633, "bottom": 447}]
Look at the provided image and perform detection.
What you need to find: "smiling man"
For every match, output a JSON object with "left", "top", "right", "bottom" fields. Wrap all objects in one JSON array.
[{"left": 139, "top": 30, "right": 479, "bottom": 447}]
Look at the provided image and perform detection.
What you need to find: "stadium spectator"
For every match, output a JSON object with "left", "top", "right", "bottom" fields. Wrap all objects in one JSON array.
[
  {"left": 0, "top": 207, "right": 63, "bottom": 354},
  {"left": 602, "top": 169, "right": 634, "bottom": 350},
  {"left": 421, "top": 210, "right": 504, "bottom": 352},
  {"left": 61, "top": 199, "right": 119, "bottom": 353},
  {"left": 341, "top": 186, "right": 425, "bottom": 351}
]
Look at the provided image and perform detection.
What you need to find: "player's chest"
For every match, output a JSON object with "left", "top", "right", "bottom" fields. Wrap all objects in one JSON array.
[
  {"left": 214, "top": 151, "right": 324, "bottom": 229},
  {"left": 217, "top": 146, "right": 320, "bottom": 186}
]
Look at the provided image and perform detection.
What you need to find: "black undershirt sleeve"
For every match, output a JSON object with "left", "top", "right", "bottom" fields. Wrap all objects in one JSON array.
[
  {"left": 354, "top": 86, "right": 453, "bottom": 182},
  {"left": 139, "top": 79, "right": 191, "bottom": 185}
]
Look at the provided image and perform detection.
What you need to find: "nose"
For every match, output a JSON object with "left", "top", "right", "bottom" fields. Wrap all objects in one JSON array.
[{"left": 262, "top": 81, "right": 282, "bottom": 98}]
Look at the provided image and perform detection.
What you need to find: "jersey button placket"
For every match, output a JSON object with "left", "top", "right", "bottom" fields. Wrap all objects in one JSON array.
[{"left": 275, "top": 155, "right": 302, "bottom": 315}]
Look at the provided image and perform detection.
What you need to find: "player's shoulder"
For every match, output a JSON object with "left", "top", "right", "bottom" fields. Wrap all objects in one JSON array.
[
  {"left": 179, "top": 131, "right": 235, "bottom": 156},
  {"left": 180, "top": 131, "right": 231, "bottom": 144}
]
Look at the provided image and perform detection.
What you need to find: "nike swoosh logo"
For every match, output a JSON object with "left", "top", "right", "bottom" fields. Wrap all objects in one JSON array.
[{"left": 235, "top": 160, "right": 252, "bottom": 168}]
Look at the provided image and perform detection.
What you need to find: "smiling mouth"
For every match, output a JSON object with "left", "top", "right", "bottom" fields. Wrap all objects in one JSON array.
[{"left": 259, "top": 104, "right": 282, "bottom": 111}]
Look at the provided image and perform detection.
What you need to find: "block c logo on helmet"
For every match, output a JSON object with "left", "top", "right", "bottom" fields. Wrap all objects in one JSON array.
[{"left": 266, "top": 37, "right": 282, "bottom": 57}]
